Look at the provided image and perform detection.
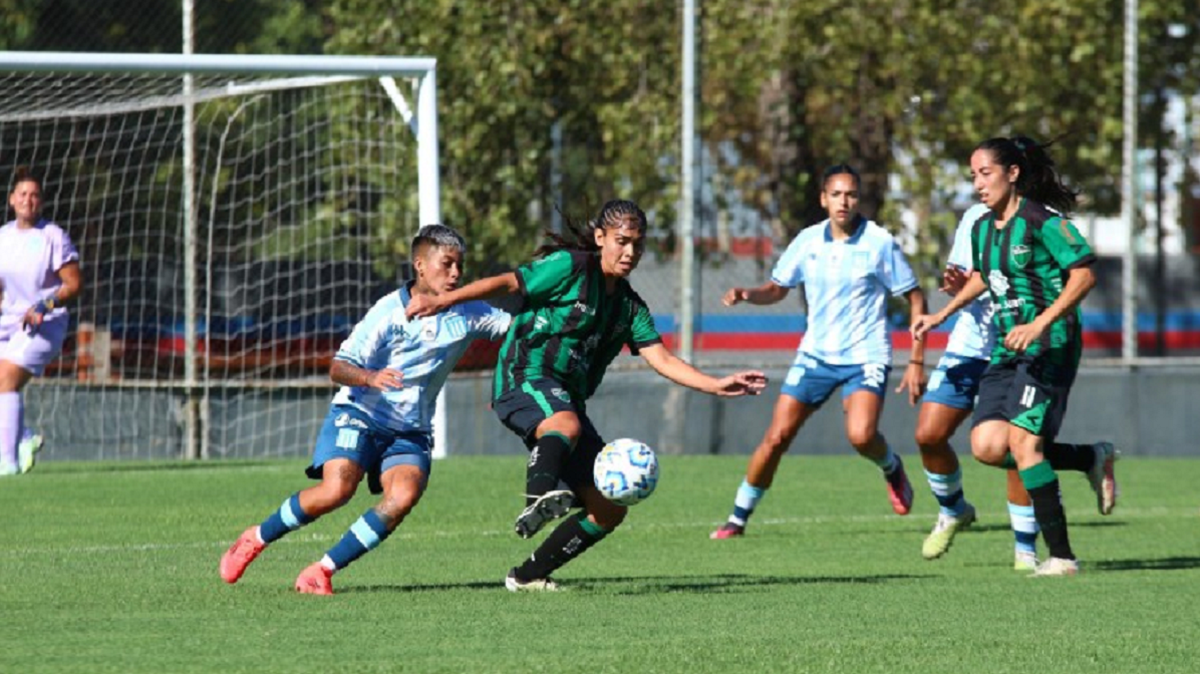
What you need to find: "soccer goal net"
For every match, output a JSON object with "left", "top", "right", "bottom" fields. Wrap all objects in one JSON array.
[{"left": 0, "top": 52, "right": 443, "bottom": 461}]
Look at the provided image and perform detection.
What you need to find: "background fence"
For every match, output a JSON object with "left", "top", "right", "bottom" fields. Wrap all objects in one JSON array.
[{"left": 2, "top": 0, "right": 1198, "bottom": 460}]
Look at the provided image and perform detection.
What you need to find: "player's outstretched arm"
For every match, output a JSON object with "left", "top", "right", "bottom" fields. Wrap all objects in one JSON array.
[
  {"left": 722, "top": 281, "right": 789, "bottom": 307},
  {"left": 330, "top": 359, "right": 403, "bottom": 391},
  {"left": 912, "top": 271, "right": 987, "bottom": 341},
  {"left": 405, "top": 272, "right": 520, "bottom": 319},
  {"left": 638, "top": 343, "right": 767, "bottom": 396}
]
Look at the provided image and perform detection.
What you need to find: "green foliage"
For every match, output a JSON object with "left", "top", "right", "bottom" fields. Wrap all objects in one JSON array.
[{"left": 2, "top": 455, "right": 1199, "bottom": 673}]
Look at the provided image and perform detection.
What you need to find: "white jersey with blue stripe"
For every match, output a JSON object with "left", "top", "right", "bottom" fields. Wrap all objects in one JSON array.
[
  {"left": 943, "top": 204, "right": 997, "bottom": 360},
  {"left": 330, "top": 284, "right": 510, "bottom": 433},
  {"left": 771, "top": 216, "right": 918, "bottom": 365}
]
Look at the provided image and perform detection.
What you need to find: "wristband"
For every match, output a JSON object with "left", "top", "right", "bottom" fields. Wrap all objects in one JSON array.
[
  {"left": 908, "top": 361, "right": 925, "bottom": 366},
  {"left": 34, "top": 296, "right": 58, "bottom": 314}
]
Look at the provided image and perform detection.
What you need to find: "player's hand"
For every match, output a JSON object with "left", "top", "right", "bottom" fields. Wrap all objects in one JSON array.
[
  {"left": 940, "top": 265, "right": 969, "bottom": 295},
  {"left": 367, "top": 368, "right": 404, "bottom": 391},
  {"left": 21, "top": 305, "right": 47, "bottom": 335},
  {"left": 711, "top": 370, "right": 768, "bottom": 397},
  {"left": 1003, "top": 321, "right": 1046, "bottom": 353},
  {"left": 405, "top": 294, "right": 449, "bottom": 320},
  {"left": 910, "top": 313, "right": 943, "bottom": 341},
  {"left": 895, "top": 362, "right": 926, "bottom": 406},
  {"left": 722, "top": 287, "right": 750, "bottom": 307}
]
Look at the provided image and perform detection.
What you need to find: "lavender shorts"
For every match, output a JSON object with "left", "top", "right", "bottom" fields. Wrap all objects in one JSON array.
[{"left": 0, "top": 314, "right": 69, "bottom": 376}]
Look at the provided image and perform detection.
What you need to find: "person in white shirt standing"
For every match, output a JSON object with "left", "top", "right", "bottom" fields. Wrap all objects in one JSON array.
[
  {"left": 0, "top": 167, "right": 82, "bottom": 476},
  {"left": 710, "top": 164, "right": 928, "bottom": 539},
  {"left": 218, "top": 224, "right": 512, "bottom": 595}
]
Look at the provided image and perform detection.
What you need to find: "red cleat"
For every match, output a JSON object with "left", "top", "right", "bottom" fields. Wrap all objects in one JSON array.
[
  {"left": 219, "top": 526, "right": 266, "bottom": 584},
  {"left": 295, "top": 562, "right": 334, "bottom": 596},
  {"left": 884, "top": 457, "right": 914, "bottom": 516},
  {"left": 709, "top": 522, "right": 745, "bottom": 540}
]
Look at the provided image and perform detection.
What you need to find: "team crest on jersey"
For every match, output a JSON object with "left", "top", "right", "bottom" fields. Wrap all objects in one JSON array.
[
  {"left": 1010, "top": 244, "right": 1031, "bottom": 268},
  {"left": 444, "top": 315, "right": 467, "bottom": 339},
  {"left": 988, "top": 269, "right": 1010, "bottom": 296},
  {"left": 550, "top": 387, "right": 571, "bottom": 403}
]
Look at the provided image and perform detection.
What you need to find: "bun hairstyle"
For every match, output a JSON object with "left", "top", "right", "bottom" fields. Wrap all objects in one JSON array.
[{"left": 975, "top": 136, "right": 1078, "bottom": 216}]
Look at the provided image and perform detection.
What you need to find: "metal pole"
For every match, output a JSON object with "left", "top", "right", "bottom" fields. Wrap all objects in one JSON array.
[
  {"left": 1120, "top": 0, "right": 1139, "bottom": 363},
  {"left": 679, "top": 0, "right": 697, "bottom": 363},
  {"left": 182, "top": 0, "right": 202, "bottom": 459}
]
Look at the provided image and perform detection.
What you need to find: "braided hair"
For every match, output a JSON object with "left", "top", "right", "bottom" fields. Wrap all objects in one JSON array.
[
  {"left": 534, "top": 199, "right": 647, "bottom": 258},
  {"left": 975, "top": 136, "right": 1078, "bottom": 216}
]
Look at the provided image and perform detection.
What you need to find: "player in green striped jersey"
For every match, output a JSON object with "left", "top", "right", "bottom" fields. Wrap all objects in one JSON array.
[
  {"left": 913, "top": 137, "right": 1104, "bottom": 576},
  {"left": 407, "top": 199, "right": 767, "bottom": 589}
]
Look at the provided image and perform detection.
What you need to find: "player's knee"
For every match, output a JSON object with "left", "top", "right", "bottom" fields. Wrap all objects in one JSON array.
[
  {"left": 845, "top": 426, "right": 877, "bottom": 451},
  {"left": 970, "top": 442, "right": 1007, "bottom": 466},
  {"left": 378, "top": 488, "right": 420, "bottom": 522},
  {"left": 312, "top": 479, "right": 358, "bottom": 511},
  {"left": 761, "top": 426, "right": 798, "bottom": 453},
  {"left": 914, "top": 423, "right": 952, "bottom": 451}
]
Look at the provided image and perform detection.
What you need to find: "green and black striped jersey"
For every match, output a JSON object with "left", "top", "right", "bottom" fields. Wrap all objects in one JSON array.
[
  {"left": 493, "top": 249, "right": 662, "bottom": 404},
  {"left": 971, "top": 199, "right": 1096, "bottom": 362}
]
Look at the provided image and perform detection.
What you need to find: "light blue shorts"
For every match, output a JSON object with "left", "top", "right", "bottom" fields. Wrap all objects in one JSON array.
[
  {"left": 781, "top": 354, "right": 890, "bottom": 408},
  {"left": 922, "top": 353, "right": 989, "bottom": 411},
  {"left": 306, "top": 404, "right": 431, "bottom": 494}
]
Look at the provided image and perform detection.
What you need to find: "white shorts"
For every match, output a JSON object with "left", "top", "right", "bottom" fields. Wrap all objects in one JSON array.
[{"left": 0, "top": 314, "right": 68, "bottom": 376}]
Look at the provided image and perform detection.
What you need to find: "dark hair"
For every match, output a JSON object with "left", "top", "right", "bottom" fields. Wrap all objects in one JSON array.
[
  {"left": 974, "top": 136, "right": 1078, "bottom": 215},
  {"left": 410, "top": 223, "right": 465, "bottom": 263},
  {"left": 9, "top": 165, "right": 41, "bottom": 193},
  {"left": 534, "top": 199, "right": 647, "bottom": 258},
  {"left": 822, "top": 163, "right": 860, "bottom": 189}
]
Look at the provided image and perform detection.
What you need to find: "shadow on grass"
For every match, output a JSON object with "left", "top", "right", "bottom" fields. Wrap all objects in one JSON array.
[
  {"left": 1089, "top": 556, "right": 1200, "bottom": 572},
  {"left": 340, "top": 572, "right": 935, "bottom": 596}
]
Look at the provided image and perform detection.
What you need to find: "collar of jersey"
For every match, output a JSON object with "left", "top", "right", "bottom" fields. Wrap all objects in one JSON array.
[
  {"left": 398, "top": 280, "right": 415, "bottom": 307},
  {"left": 823, "top": 214, "right": 867, "bottom": 244}
]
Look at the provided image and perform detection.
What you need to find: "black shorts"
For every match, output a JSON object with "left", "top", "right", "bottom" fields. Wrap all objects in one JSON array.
[
  {"left": 971, "top": 355, "right": 1076, "bottom": 440},
  {"left": 492, "top": 381, "right": 606, "bottom": 491}
]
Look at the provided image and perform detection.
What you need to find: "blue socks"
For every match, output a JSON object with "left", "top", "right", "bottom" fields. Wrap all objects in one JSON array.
[
  {"left": 325, "top": 509, "right": 392, "bottom": 571},
  {"left": 924, "top": 468, "right": 966, "bottom": 517},
  {"left": 259, "top": 493, "right": 315, "bottom": 544},
  {"left": 729, "top": 479, "right": 766, "bottom": 527}
]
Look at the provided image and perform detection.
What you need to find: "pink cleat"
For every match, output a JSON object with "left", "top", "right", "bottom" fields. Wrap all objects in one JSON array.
[
  {"left": 885, "top": 457, "right": 914, "bottom": 516},
  {"left": 219, "top": 526, "right": 266, "bottom": 584},
  {"left": 295, "top": 562, "right": 334, "bottom": 596},
  {"left": 709, "top": 522, "right": 745, "bottom": 540}
]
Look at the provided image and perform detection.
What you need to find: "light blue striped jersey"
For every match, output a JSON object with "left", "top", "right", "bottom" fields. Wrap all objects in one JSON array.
[
  {"left": 330, "top": 283, "right": 511, "bottom": 433},
  {"left": 943, "top": 204, "right": 997, "bottom": 359},
  {"left": 771, "top": 216, "right": 918, "bottom": 365}
]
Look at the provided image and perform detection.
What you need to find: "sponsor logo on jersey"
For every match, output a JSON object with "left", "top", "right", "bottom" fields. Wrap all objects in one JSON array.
[
  {"left": 420, "top": 320, "right": 438, "bottom": 342},
  {"left": 988, "top": 269, "right": 1010, "bottom": 296},
  {"left": 550, "top": 387, "right": 571, "bottom": 403},
  {"left": 573, "top": 301, "right": 596, "bottom": 316},
  {"left": 334, "top": 413, "right": 368, "bottom": 429}
]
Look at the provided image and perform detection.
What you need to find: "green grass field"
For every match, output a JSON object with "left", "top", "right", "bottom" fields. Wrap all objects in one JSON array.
[{"left": 2, "top": 455, "right": 1198, "bottom": 674}]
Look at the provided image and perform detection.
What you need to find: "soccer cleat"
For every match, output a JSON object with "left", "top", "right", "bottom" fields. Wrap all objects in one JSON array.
[
  {"left": 1087, "top": 442, "right": 1119, "bottom": 515},
  {"left": 709, "top": 522, "right": 745, "bottom": 540},
  {"left": 295, "top": 562, "right": 334, "bottom": 595},
  {"left": 1029, "top": 557, "right": 1079, "bottom": 577},
  {"left": 219, "top": 526, "right": 266, "bottom": 584},
  {"left": 884, "top": 457, "right": 914, "bottom": 515},
  {"left": 505, "top": 567, "right": 558, "bottom": 592},
  {"left": 17, "top": 433, "right": 43, "bottom": 474},
  {"left": 1014, "top": 550, "right": 1039, "bottom": 572},
  {"left": 514, "top": 489, "right": 574, "bottom": 539},
  {"left": 0, "top": 460, "right": 18, "bottom": 476},
  {"left": 921, "top": 502, "right": 976, "bottom": 560}
]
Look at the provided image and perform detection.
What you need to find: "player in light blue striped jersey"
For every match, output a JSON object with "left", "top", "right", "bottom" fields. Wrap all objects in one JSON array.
[
  {"left": 711, "top": 164, "right": 928, "bottom": 539},
  {"left": 219, "top": 224, "right": 511, "bottom": 595}
]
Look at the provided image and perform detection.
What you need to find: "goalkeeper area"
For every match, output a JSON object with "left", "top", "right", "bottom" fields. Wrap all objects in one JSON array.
[
  {"left": 0, "top": 52, "right": 456, "bottom": 461},
  {"left": 2, "top": 454, "right": 1198, "bottom": 673}
]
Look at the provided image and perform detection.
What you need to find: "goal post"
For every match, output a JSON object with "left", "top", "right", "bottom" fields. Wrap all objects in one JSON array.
[{"left": 0, "top": 51, "right": 453, "bottom": 461}]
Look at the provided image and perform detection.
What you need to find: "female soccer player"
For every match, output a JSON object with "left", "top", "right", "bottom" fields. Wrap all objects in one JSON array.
[
  {"left": 913, "top": 136, "right": 1103, "bottom": 576},
  {"left": 0, "top": 167, "right": 81, "bottom": 476},
  {"left": 219, "top": 225, "right": 512, "bottom": 595},
  {"left": 915, "top": 203, "right": 1117, "bottom": 566},
  {"left": 709, "top": 164, "right": 927, "bottom": 540},
  {"left": 406, "top": 199, "right": 767, "bottom": 591}
]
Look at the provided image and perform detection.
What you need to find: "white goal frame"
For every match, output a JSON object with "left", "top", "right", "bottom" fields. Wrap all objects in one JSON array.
[{"left": 0, "top": 51, "right": 451, "bottom": 459}]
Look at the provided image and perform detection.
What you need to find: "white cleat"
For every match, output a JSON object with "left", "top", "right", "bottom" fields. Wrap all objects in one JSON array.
[
  {"left": 1029, "top": 557, "right": 1079, "bottom": 577},
  {"left": 505, "top": 568, "right": 559, "bottom": 592},
  {"left": 514, "top": 489, "right": 575, "bottom": 539},
  {"left": 1014, "top": 550, "right": 1039, "bottom": 572}
]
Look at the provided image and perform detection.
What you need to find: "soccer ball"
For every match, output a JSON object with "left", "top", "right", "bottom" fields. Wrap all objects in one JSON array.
[{"left": 593, "top": 438, "right": 659, "bottom": 506}]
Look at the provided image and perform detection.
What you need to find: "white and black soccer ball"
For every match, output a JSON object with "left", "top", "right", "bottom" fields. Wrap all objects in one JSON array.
[{"left": 593, "top": 438, "right": 659, "bottom": 506}]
